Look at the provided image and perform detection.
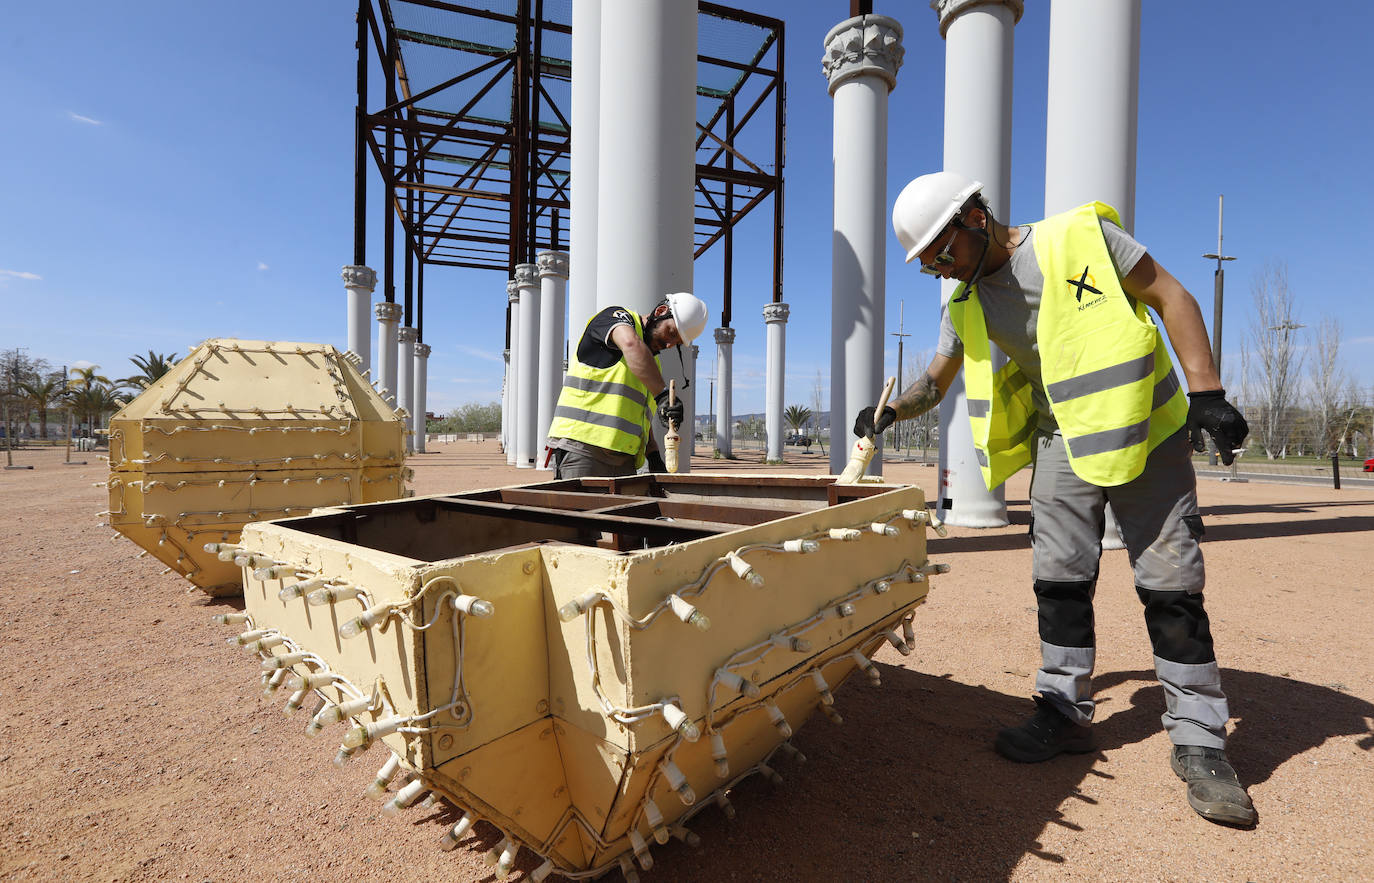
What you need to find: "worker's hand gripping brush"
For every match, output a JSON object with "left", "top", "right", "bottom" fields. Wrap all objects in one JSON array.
[{"left": 836, "top": 376, "right": 896, "bottom": 485}]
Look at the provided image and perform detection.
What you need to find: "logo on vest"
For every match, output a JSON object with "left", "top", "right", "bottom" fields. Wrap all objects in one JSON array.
[{"left": 1068, "top": 266, "right": 1106, "bottom": 311}]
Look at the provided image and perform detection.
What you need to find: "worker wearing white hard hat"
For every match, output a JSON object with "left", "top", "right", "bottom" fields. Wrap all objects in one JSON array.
[
  {"left": 860, "top": 170, "right": 1257, "bottom": 828},
  {"left": 545, "top": 293, "right": 708, "bottom": 479}
]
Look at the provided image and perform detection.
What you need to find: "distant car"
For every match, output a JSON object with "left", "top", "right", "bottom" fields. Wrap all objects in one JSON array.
[
  {"left": 1364, "top": 457, "right": 1374, "bottom": 473},
  {"left": 785, "top": 434, "right": 812, "bottom": 448}
]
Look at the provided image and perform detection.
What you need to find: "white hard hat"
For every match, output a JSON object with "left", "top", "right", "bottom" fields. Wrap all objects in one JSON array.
[
  {"left": 664, "top": 292, "right": 708, "bottom": 345},
  {"left": 892, "top": 171, "right": 984, "bottom": 263}
]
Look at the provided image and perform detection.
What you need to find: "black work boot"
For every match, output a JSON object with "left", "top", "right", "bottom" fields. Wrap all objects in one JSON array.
[
  {"left": 995, "top": 695, "right": 1095, "bottom": 763},
  {"left": 1171, "top": 745, "right": 1257, "bottom": 828}
]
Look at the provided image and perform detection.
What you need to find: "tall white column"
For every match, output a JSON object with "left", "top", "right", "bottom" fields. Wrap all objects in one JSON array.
[
  {"left": 597, "top": 0, "right": 697, "bottom": 470},
  {"left": 501, "top": 348, "right": 511, "bottom": 454},
  {"left": 413, "top": 342, "right": 429, "bottom": 453},
  {"left": 713, "top": 327, "right": 735, "bottom": 457},
  {"left": 397, "top": 326, "right": 417, "bottom": 453},
  {"left": 374, "top": 301, "right": 401, "bottom": 407},
  {"left": 536, "top": 250, "right": 570, "bottom": 470},
  {"left": 823, "top": 14, "right": 904, "bottom": 475},
  {"left": 1046, "top": 0, "right": 1140, "bottom": 550},
  {"left": 341, "top": 265, "right": 376, "bottom": 371},
  {"left": 764, "top": 302, "right": 789, "bottom": 462},
  {"left": 682, "top": 343, "right": 699, "bottom": 464},
  {"left": 932, "top": 0, "right": 1022, "bottom": 527},
  {"left": 570, "top": 0, "right": 601, "bottom": 350},
  {"left": 505, "top": 280, "right": 520, "bottom": 465},
  {"left": 515, "top": 263, "right": 540, "bottom": 469}
]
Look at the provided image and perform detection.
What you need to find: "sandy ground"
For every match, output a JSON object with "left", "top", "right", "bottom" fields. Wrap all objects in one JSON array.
[{"left": 1, "top": 440, "right": 1371, "bottom": 882}]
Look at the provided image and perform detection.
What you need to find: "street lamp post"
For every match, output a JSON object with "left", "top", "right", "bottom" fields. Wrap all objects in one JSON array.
[
  {"left": 1203, "top": 194, "right": 1236, "bottom": 465},
  {"left": 891, "top": 300, "right": 910, "bottom": 453}
]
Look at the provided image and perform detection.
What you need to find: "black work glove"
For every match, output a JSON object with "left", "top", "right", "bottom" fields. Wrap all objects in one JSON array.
[
  {"left": 654, "top": 389, "right": 684, "bottom": 428},
  {"left": 645, "top": 450, "right": 667, "bottom": 473},
  {"left": 1186, "top": 389, "right": 1249, "bottom": 466},
  {"left": 853, "top": 405, "right": 897, "bottom": 439}
]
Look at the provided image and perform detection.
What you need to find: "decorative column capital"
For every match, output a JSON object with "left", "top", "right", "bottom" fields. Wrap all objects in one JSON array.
[
  {"left": 375, "top": 301, "right": 402, "bottom": 323},
  {"left": 341, "top": 265, "right": 377, "bottom": 291},
  {"left": 763, "top": 302, "right": 791, "bottom": 324},
  {"left": 414, "top": 342, "right": 431, "bottom": 358},
  {"left": 507, "top": 279, "right": 521, "bottom": 304},
  {"left": 714, "top": 326, "right": 736, "bottom": 346},
  {"left": 822, "top": 15, "right": 904, "bottom": 94},
  {"left": 930, "top": 0, "right": 1023, "bottom": 37},
  {"left": 397, "top": 326, "right": 419, "bottom": 345},
  {"left": 514, "top": 262, "right": 539, "bottom": 288},
  {"left": 536, "top": 250, "right": 570, "bottom": 279}
]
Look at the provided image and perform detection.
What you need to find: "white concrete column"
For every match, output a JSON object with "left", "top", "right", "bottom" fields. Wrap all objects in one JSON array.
[
  {"left": 764, "top": 302, "right": 789, "bottom": 462},
  {"left": 823, "top": 14, "right": 904, "bottom": 476},
  {"left": 341, "top": 265, "right": 376, "bottom": 372},
  {"left": 713, "top": 327, "right": 735, "bottom": 457},
  {"left": 501, "top": 348, "right": 511, "bottom": 454},
  {"left": 597, "top": 0, "right": 697, "bottom": 469},
  {"left": 413, "top": 341, "right": 430, "bottom": 453},
  {"left": 515, "top": 263, "right": 540, "bottom": 468},
  {"left": 505, "top": 280, "right": 520, "bottom": 465},
  {"left": 931, "top": 0, "right": 1022, "bottom": 527},
  {"left": 536, "top": 250, "right": 570, "bottom": 470},
  {"left": 570, "top": 0, "right": 601, "bottom": 350},
  {"left": 684, "top": 343, "right": 698, "bottom": 463},
  {"left": 397, "top": 326, "right": 417, "bottom": 453},
  {"left": 374, "top": 301, "right": 401, "bottom": 407},
  {"left": 1045, "top": 0, "right": 1140, "bottom": 549}
]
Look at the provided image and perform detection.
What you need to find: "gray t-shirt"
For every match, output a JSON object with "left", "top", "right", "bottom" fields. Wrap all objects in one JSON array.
[{"left": 936, "top": 219, "right": 1148, "bottom": 430}]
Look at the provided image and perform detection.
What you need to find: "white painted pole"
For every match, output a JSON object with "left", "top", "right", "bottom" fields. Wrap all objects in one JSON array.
[
  {"left": 1045, "top": 0, "right": 1141, "bottom": 549},
  {"left": 764, "top": 302, "right": 789, "bottom": 462},
  {"left": 413, "top": 342, "right": 429, "bottom": 452},
  {"left": 505, "top": 280, "right": 520, "bottom": 465},
  {"left": 515, "top": 263, "right": 540, "bottom": 468},
  {"left": 341, "top": 265, "right": 376, "bottom": 371},
  {"left": 536, "top": 251, "right": 569, "bottom": 470},
  {"left": 570, "top": 0, "right": 601, "bottom": 350},
  {"left": 397, "top": 326, "right": 416, "bottom": 453},
  {"left": 597, "top": 0, "right": 696, "bottom": 471},
  {"left": 714, "top": 327, "right": 734, "bottom": 458},
  {"left": 823, "top": 14, "right": 904, "bottom": 476},
  {"left": 374, "top": 301, "right": 401, "bottom": 407},
  {"left": 931, "top": 0, "right": 1021, "bottom": 527}
]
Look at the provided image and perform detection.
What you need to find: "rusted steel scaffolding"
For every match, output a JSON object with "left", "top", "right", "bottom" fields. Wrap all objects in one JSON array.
[{"left": 352, "top": 0, "right": 784, "bottom": 344}]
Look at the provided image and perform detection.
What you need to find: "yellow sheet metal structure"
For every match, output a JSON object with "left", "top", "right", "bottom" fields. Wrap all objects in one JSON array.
[{"left": 226, "top": 475, "right": 944, "bottom": 878}]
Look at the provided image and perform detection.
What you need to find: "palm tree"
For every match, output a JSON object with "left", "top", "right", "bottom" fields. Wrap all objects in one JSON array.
[
  {"left": 68, "top": 366, "right": 113, "bottom": 436},
  {"left": 120, "top": 350, "right": 179, "bottom": 390},
  {"left": 17, "top": 376, "right": 64, "bottom": 440},
  {"left": 784, "top": 404, "right": 814, "bottom": 437}
]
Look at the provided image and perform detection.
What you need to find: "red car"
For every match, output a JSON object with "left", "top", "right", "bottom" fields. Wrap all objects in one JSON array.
[{"left": 1365, "top": 458, "right": 1374, "bottom": 473}]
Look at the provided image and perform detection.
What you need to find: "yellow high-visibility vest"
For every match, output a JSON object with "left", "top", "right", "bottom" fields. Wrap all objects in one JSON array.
[
  {"left": 948, "top": 202, "right": 1188, "bottom": 489},
  {"left": 546, "top": 310, "right": 657, "bottom": 467}
]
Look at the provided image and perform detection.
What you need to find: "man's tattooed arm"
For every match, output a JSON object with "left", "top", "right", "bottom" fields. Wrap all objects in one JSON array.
[{"left": 890, "top": 371, "right": 945, "bottom": 421}]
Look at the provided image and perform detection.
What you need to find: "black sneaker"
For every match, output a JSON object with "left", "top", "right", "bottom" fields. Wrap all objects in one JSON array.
[
  {"left": 994, "top": 695, "right": 1095, "bottom": 763},
  {"left": 1171, "top": 745, "right": 1257, "bottom": 828}
]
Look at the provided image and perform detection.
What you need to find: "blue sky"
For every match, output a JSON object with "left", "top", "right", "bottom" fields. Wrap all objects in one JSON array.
[{"left": 3, "top": 1, "right": 1372, "bottom": 416}]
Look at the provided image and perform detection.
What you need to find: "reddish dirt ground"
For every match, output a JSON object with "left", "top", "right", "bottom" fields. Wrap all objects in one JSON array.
[{"left": 1, "top": 440, "right": 1371, "bottom": 882}]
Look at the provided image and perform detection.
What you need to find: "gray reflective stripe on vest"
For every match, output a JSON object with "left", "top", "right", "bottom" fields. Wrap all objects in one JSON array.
[
  {"left": 975, "top": 448, "right": 989, "bottom": 466},
  {"left": 1152, "top": 369, "right": 1181, "bottom": 409},
  {"left": 560, "top": 373, "right": 648, "bottom": 408},
  {"left": 1046, "top": 352, "right": 1154, "bottom": 403},
  {"left": 1065, "top": 416, "right": 1150, "bottom": 459},
  {"left": 553, "top": 405, "right": 644, "bottom": 439},
  {"left": 968, "top": 398, "right": 991, "bottom": 418}
]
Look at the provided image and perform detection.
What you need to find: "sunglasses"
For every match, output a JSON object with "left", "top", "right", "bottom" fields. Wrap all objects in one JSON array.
[{"left": 919, "top": 227, "right": 959, "bottom": 276}]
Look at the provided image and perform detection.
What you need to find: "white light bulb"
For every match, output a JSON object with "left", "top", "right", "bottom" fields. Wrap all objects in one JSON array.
[
  {"left": 810, "top": 670, "right": 834, "bottom": 705},
  {"left": 667, "top": 594, "right": 710, "bottom": 631},
  {"left": 286, "top": 671, "right": 334, "bottom": 691},
  {"left": 873, "top": 580, "right": 891, "bottom": 594},
  {"left": 618, "top": 855, "right": 640, "bottom": 883},
  {"left": 670, "top": 825, "right": 702, "bottom": 848},
  {"left": 309, "top": 584, "right": 362, "bottom": 606},
  {"left": 279, "top": 577, "right": 327, "bottom": 601},
  {"left": 452, "top": 594, "right": 495, "bottom": 617},
  {"left": 715, "top": 792, "right": 736, "bottom": 820},
  {"left": 770, "top": 633, "right": 811, "bottom": 653},
  {"left": 782, "top": 538, "right": 820, "bottom": 553},
  {"left": 229, "top": 629, "right": 270, "bottom": 646},
  {"left": 628, "top": 829, "right": 653, "bottom": 870},
  {"left": 885, "top": 629, "right": 913, "bottom": 656},
  {"left": 339, "top": 602, "right": 392, "bottom": 639},
  {"left": 252, "top": 564, "right": 298, "bottom": 581},
  {"left": 333, "top": 744, "right": 358, "bottom": 766},
  {"left": 557, "top": 590, "right": 602, "bottom": 622},
  {"left": 765, "top": 702, "right": 793, "bottom": 739},
  {"left": 260, "top": 651, "right": 308, "bottom": 671},
  {"left": 365, "top": 754, "right": 402, "bottom": 799},
  {"left": 716, "top": 668, "right": 760, "bottom": 698},
  {"left": 828, "top": 528, "right": 861, "bottom": 541},
  {"left": 902, "top": 619, "right": 916, "bottom": 646},
  {"left": 710, "top": 731, "right": 729, "bottom": 778},
  {"left": 261, "top": 668, "right": 288, "bottom": 695},
  {"left": 382, "top": 779, "right": 426, "bottom": 815},
  {"left": 530, "top": 859, "right": 555, "bottom": 882},
  {"left": 870, "top": 522, "right": 899, "bottom": 536},
  {"left": 344, "top": 714, "right": 406, "bottom": 749},
  {"left": 485, "top": 837, "right": 518, "bottom": 877},
  {"left": 282, "top": 688, "right": 309, "bottom": 715},
  {"left": 661, "top": 703, "right": 699, "bottom": 741},
  {"left": 778, "top": 741, "right": 807, "bottom": 764},
  {"left": 643, "top": 799, "right": 669, "bottom": 844},
  {"left": 308, "top": 695, "right": 373, "bottom": 736},
  {"left": 901, "top": 508, "right": 929, "bottom": 524},
  {"left": 821, "top": 704, "right": 844, "bottom": 725},
  {"left": 439, "top": 812, "right": 475, "bottom": 850},
  {"left": 851, "top": 649, "right": 881, "bottom": 686},
  {"left": 922, "top": 562, "right": 951, "bottom": 575},
  {"left": 725, "top": 551, "right": 763, "bottom": 586},
  {"left": 835, "top": 602, "right": 856, "bottom": 618},
  {"left": 660, "top": 760, "right": 695, "bottom": 805},
  {"left": 211, "top": 612, "right": 250, "bottom": 625},
  {"left": 757, "top": 761, "right": 783, "bottom": 786}
]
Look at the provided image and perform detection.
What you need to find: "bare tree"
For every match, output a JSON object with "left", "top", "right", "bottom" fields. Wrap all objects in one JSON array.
[
  {"left": 1247, "top": 263, "right": 1305, "bottom": 459},
  {"left": 811, "top": 370, "right": 827, "bottom": 455},
  {"left": 1306, "top": 317, "right": 1346, "bottom": 458}
]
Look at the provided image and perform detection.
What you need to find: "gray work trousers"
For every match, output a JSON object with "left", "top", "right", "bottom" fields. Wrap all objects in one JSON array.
[
  {"left": 553, "top": 447, "right": 632, "bottom": 480},
  {"left": 1029, "top": 428, "right": 1229, "bottom": 748}
]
